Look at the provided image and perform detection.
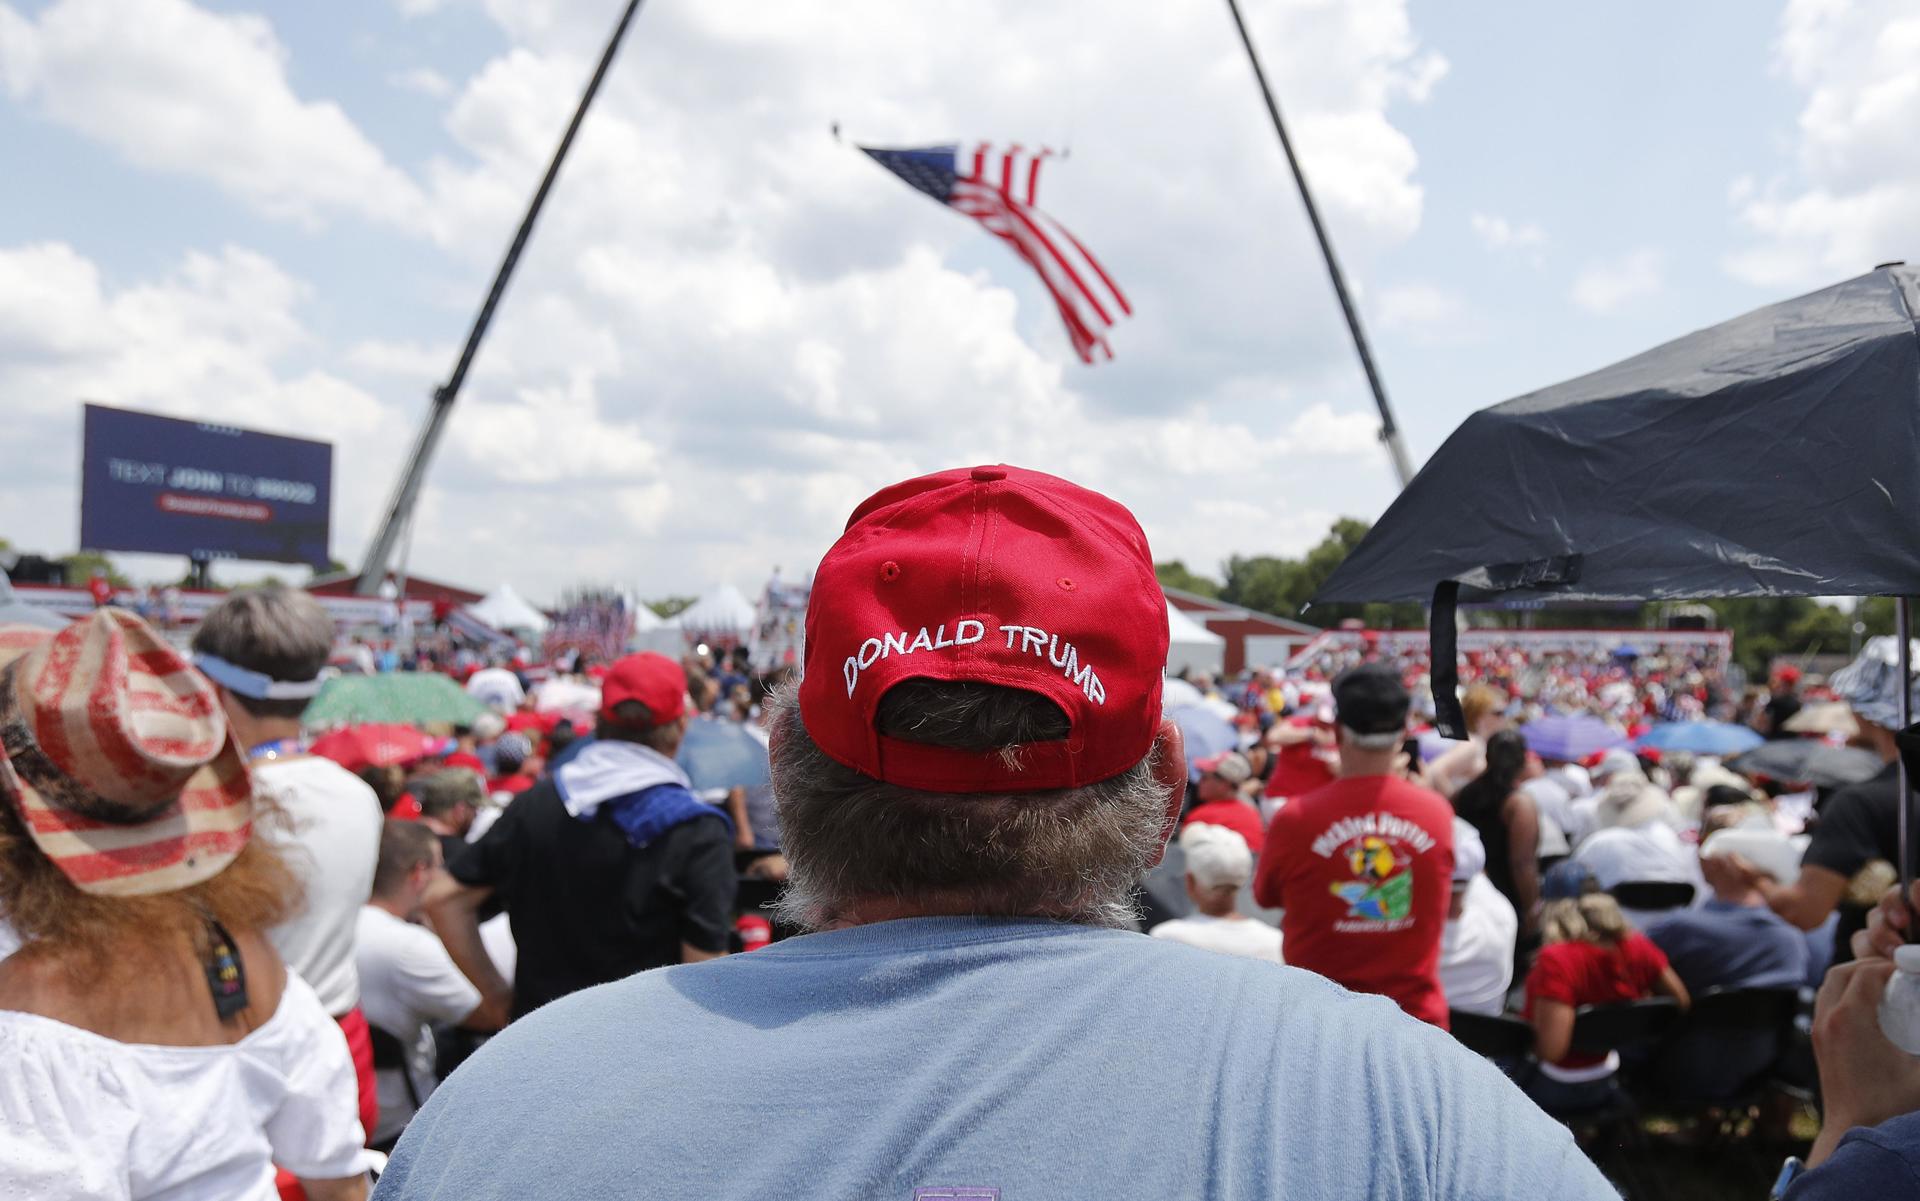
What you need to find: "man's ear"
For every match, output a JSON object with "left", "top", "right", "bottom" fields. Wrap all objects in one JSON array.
[{"left": 1145, "top": 717, "right": 1187, "bottom": 869}]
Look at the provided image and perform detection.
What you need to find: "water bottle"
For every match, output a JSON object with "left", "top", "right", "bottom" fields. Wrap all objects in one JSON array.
[{"left": 1879, "top": 945, "right": 1920, "bottom": 1055}]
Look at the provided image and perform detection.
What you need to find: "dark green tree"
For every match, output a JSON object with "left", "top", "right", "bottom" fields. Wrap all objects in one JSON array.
[
  {"left": 61, "top": 552, "right": 130, "bottom": 588},
  {"left": 1155, "top": 560, "right": 1221, "bottom": 598}
]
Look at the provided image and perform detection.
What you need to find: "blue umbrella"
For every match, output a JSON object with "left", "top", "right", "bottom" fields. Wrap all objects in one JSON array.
[
  {"left": 1520, "top": 714, "right": 1626, "bottom": 762},
  {"left": 1170, "top": 704, "right": 1237, "bottom": 778},
  {"left": 676, "top": 718, "right": 770, "bottom": 796},
  {"left": 1633, "top": 721, "right": 1765, "bottom": 757}
]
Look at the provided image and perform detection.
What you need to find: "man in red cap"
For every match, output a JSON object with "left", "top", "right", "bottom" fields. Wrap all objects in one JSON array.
[
  {"left": 1760, "top": 662, "right": 1804, "bottom": 741},
  {"left": 381, "top": 467, "right": 1607, "bottom": 1200},
  {"left": 424, "top": 651, "right": 736, "bottom": 1020}
]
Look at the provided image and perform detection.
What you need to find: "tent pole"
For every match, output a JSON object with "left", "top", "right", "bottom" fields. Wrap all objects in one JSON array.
[
  {"left": 354, "top": 0, "right": 649, "bottom": 595},
  {"left": 1220, "top": 0, "right": 1414, "bottom": 490},
  {"left": 1901, "top": 596, "right": 1913, "bottom": 920}
]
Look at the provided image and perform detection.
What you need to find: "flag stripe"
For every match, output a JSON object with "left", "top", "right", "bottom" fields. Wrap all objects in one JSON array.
[
  {"left": 957, "top": 187, "right": 1110, "bottom": 358},
  {"left": 961, "top": 181, "right": 1117, "bottom": 327},
  {"left": 1037, "top": 207, "right": 1132, "bottom": 317},
  {"left": 864, "top": 141, "right": 1128, "bottom": 365}
]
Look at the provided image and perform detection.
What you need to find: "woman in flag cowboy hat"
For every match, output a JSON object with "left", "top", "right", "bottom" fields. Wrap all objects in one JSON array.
[{"left": 0, "top": 609, "right": 370, "bottom": 1200}]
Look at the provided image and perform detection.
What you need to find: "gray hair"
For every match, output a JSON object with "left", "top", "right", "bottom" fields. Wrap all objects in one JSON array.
[
  {"left": 1340, "top": 725, "right": 1402, "bottom": 752},
  {"left": 191, "top": 585, "right": 333, "bottom": 719},
  {"left": 767, "top": 681, "right": 1171, "bottom": 931}
]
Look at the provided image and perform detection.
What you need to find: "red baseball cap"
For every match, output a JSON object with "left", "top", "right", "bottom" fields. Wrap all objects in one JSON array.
[
  {"left": 798, "top": 465, "right": 1167, "bottom": 793},
  {"left": 599, "top": 652, "right": 687, "bottom": 725}
]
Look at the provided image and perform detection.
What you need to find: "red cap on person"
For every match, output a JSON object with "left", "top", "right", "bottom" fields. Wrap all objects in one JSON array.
[
  {"left": 736, "top": 913, "right": 772, "bottom": 951},
  {"left": 599, "top": 652, "right": 687, "bottom": 725},
  {"left": 798, "top": 464, "right": 1168, "bottom": 794}
]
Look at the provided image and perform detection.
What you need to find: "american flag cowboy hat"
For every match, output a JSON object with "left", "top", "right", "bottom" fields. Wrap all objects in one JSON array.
[{"left": 0, "top": 609, "right": 253, "bottom": 897}]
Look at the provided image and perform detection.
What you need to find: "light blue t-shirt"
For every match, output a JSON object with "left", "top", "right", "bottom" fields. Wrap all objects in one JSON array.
[{"left": 375, "top": 917, "right": 1609, "bottom": 1200}]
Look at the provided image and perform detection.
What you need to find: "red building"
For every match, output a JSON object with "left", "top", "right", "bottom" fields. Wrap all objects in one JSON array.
[
  {"left": 307, "top": 571, "right": 485, "bottom": 608},
  {"left": 1163, "top": 586, "right": 1320, "bottom": 677}
]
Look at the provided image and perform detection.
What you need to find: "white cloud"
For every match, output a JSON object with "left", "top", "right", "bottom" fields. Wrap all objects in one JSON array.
[
  {"left": 0, "top": 241, "right": 404, "bottom": 560},
  {"left": 1375, "top": 281, "right": 1484, "bottom": 345},
  {"left": 0, "top": 0, "right": 427, "bottom": 229},
  {"left": 2, "top": 0, "right": 1437, "bottom": 598},
  {"left": 346, "top": 339, "right": 453, "bottom": 380},
  {"left": 1280, "top": 402, "right": 1383, "bottom": 457},
  {"left": 1469, "top": 212, "right": 1546, "bottom": 253},
  {"left": 1725, "top": 0, "right": 1920, "bottom": 286},
  {"left": 389, "top": 66, "right": 454, "bottom": 99},
  {"left": 1394, "top": 51, "right": 1451, "bottom": 104},
  {"left": 1570, "top": 249, "right": 1664, "bottom": 314}
]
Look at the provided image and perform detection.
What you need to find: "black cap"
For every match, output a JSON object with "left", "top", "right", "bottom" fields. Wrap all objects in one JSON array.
[{"left": 1332, "top": 663, "right": 1410, "bottom": 735}]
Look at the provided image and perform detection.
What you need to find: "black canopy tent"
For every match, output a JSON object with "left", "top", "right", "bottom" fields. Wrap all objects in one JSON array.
[{"left": 1313, "top": 262, "right": 1920, "bottom": 900}]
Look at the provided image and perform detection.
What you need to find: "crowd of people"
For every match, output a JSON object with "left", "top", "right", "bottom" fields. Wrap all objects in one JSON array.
[
  {"left": 1144, "top": 622, "right": 1915, "bottom": 1193},
  {"left": 2, "top": 466, "right": 1918, "bottom": 1199}
]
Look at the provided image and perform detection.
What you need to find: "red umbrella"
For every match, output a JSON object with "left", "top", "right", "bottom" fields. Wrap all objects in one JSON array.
[{"left": 308, "top": 724, "right": 445, "bottom": 773}]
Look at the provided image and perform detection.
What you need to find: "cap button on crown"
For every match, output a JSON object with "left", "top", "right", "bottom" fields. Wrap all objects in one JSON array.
[{"left": 971, "top": 466, "right": 1007, "bottom": 482}]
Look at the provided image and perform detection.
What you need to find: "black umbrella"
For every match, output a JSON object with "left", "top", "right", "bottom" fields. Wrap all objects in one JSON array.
[
  {"left": 1311, "top": 264, "right": 1920, "bottom": 898},
  {"left": 1316, "top": 264, "right": 1920, "bottom": 610},
  {"left": 1727, "top": 740, "right": 1885, "bottom": 789}
]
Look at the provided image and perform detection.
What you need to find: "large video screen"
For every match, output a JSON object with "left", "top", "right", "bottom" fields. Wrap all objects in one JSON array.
[{"left": 79, "top": 403, "right": 334, "bottom": 567}]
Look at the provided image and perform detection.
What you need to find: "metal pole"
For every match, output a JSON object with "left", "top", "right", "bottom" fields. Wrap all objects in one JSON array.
[
  {"left": 1221, "top": 0, "right": 1415, "bottom": 489},
  {"left": 1900, "top": 597, "right": 1913, "bottom": 920},
  {"left": 356, "top": 0, "right": 649, "bottom": 594},
  {"left": 394, "top": 508, "right": 416, "bottom": 658}
]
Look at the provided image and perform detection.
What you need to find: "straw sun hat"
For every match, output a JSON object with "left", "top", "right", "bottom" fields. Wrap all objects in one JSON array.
[{"left": 0, "top": 609, "right": 253, "bottom": 897}]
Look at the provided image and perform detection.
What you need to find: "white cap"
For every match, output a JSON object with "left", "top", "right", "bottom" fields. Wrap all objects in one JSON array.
[
  {"left": 1179, "top": 822, "right": 1254, "bottom": 890},
  {"left": 1450, "top": 817, "right": 1485, "bottom": 884},
  {"left": 1592, "top": 748, "right": 1640, "bottom": 782},
  {"left": 1700, "top": 827, "right": 1801, "bottom": 886}
]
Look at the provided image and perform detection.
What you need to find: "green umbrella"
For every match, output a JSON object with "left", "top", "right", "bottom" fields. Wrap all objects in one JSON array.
[{"left": 303, "top": 673, "right": 486, "bottom": 728}]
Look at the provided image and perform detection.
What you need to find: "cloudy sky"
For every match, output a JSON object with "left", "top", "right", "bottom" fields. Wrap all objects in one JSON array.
[{"left": 3, "top": 0, "right": 1915, "bottom": 604}]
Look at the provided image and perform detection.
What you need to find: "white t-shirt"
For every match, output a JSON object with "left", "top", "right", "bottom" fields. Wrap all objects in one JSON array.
[
  {"left": 465, "top": 667, "right": 525, "bottom": 713},
  {"left": 1148, "top": 913, "right": 1283, "bottom": 963},
  {"left": 355, "top": 906, "right": 481, "bottom": 1144},
  {"left": 0, "top": 973, "right": 365, "bottom": 1200},
  {"left": 1561, "top": 796, "right": 1603, "bottom": 849},
  {"left": 1440, "top": 875, "right": 1519, "bottom": 1017},
  {"left": 481, "top": 912, "right": 517, "bottom": 987},
  {"left": 255, "top": 757, "right": 384, "bottom": 1016},
  {"left": 1522, "top": 777, "right": 1574, "bottom": 844}
]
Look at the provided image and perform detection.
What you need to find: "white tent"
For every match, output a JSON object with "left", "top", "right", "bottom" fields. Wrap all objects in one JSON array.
[
  {"left": 467, "top": 584, "right": 550, "bottom": 634},
  {"left": 627, "top": 600, "right": 684, "bottom": 655},
  {"left": 1167, "top": 602, "right": 1225, "bottom": 678},
  {"left": 676, "top": 583, "right": 756, "bottom": 638}
]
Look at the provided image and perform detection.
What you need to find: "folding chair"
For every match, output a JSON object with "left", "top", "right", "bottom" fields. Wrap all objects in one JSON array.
[
  {"left": 1553, "top": 999, "right": 1683, "bottom": 1201},
  {"left": 1643, "top": 989, "right": 1804, "bottom": 1143},
  {"left": 1448, "top": 1008, "right": 1534, "bottom": 1082},
  {"left": 367, "top": 1024, "right": 427, "bottom": 1154}
]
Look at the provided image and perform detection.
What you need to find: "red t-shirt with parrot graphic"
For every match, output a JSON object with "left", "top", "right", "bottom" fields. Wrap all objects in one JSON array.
[{"left": 1254, "top": 773, "right": 1455, "bottom": 1028}]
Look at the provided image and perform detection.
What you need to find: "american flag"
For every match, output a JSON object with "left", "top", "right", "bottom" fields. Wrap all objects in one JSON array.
[{"left": 861, "top": 143, "right": 1131, "bottom": 364}]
